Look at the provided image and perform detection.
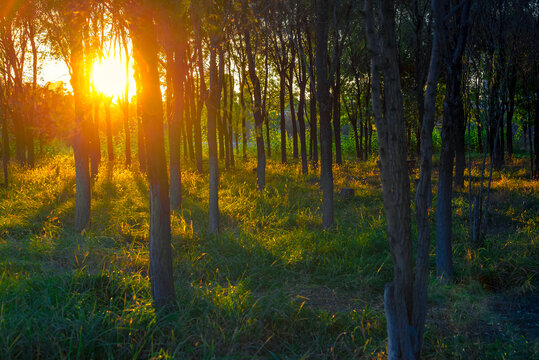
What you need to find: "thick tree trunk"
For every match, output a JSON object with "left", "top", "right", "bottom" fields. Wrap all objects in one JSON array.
[
  {"left": 130, "top": 4, "right": 175, "bottom": 308},
  {"left": 316, "top": 0, "right": 334, "bottom": 229},
  {"left": 435, "top": 76, "right": 457, "bottom": 281},
  {"left": 68, "top": 8, "right": 91, "bottom": 233}
]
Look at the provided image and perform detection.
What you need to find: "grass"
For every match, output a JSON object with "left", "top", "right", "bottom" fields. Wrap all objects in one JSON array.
[{"left": 0, "top": 149, "right": 537, "bottom": 359}]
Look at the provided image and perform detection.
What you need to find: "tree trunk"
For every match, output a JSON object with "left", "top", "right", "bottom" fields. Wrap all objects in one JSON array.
[
  {"left": 129, "top": 3, "right": 175, "bottom": 308},
  {"left": 363, "top": 0, "right": 414, "bottom": 356},
  {"left": 244, "top": 30, "right": 266, "bottom": 191},
  {"left": 123, "top": 39, "right": 131, "bottom": 168},
  {"left": 333, "top": 59, "right": 342, "bottom": 166},
  {"left": 453, "top": 62, "right": 465, "bottom": 188},
  {"left": 208, "top": 37, "right": 220, "bottom": 233},
  {"left": 192, "top": 13, "right": 205, "bottom": 174},
  {"left": 105, "top": 98, "right": 114, "bottom": 162},
  {"left": 240, "top": 73, "right": 247, "bottom": 160},
  {"left": 228, "top": 62, "right": 235, "bottom": 168},
  {"left": 289, "top": 53, "right": 298, "bottom": 160},
  {"left": 134, "top": 59, "right": 146, "bottom": 172},
  {"left": 279, "top": 72, "right": 287, "bottom": 164},
  {"left": 168, "top": 44, "right": 184, "bottom": 211},
  {"left": 297, "top": 52, "right": 308, "bottom": 175},
  {"left": 316, "top": 0, "right": 334, "bottom": 229},
  {"left": 218, "top": 48, "right": 225, "bottom": 162},
  {"left": 1, "top": 94, "right": 8, "bottom": 185},
  {"left": 68, "top": 7, "right": 91, "bottom": 233}
]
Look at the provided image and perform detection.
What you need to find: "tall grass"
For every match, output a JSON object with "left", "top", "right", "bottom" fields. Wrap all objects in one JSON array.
[{"left": 0, "top": 150, "right": 536, "bottom": 359}]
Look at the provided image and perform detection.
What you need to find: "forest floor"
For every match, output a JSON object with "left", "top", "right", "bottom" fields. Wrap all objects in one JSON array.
[{"left": 0, "top": 148, "right": 537, "bottom": 359}]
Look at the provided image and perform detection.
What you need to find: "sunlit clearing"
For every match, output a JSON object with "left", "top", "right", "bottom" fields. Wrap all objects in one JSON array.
[{"left": 92, "top": 56, "right": 131, "bottom": 100}]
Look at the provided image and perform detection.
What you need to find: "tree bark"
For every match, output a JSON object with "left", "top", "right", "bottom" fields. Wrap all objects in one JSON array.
[
  {"left": 67, "top": 5, "right": 91, "bottom": 233},
  {"left": 105, "top": 97, "right": 114, "bottom": 162},
  {"left": 316, "top": 0, "right": 334, "bottom": 229},
  {"left": 333, "top": 59, "right": 342, "bottom": 166},
  {"left": 208, "top": 37, "right": 220, "bottom": 233},
  {"left": 129, "top": 2, "right": 175, "bottom": 308},
  {"left": 244, "top": 29, "right": 266, "bottom": 191}
]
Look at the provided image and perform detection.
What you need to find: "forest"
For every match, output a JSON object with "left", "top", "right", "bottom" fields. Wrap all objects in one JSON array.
[{"left": 0, "top": 0, "right": 538, "bottom": 358}]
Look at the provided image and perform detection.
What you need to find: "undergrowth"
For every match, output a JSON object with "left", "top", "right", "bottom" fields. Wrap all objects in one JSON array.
[{"left": 0, "top": 151, "right": 536, "bottom": 359}]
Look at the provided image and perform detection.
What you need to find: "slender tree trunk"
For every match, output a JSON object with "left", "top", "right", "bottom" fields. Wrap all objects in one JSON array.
[
  {"left": 129, "top": 3, "right": 175, "bottom": 308},
  {"left": 105, "top": 98, "right": 114, "bottom": 162},
  {"left": 453, "top": 62, "right": 466, "bottom": 188},
  {"left": 279, "top": 72, "right": 287, "bottom": 164},
  {"left": 1, "top": 93, "right": 8, "bottom": 185},
  {"left": 168, "top": 44, "right": 183, "bottom": 211},
  {"left": 229, "top": 62, "right": 235, "bottom": 168},
  {"left": 506, "top": 68, "right": 516, "bottom": 161},
  {"left": 333, "top": 59, "right": 342, "bottom": 166},
  {"left": 244, "top": 30, "right": 266, "bottom": 191},
  {"left": 297, "top": 55, "right": 308, "bottom": 175},
  {"left": 134, "top": 58, "right": 146, "bottom": 172},
  {"left": 535, "top": 93, "right": 539, "bottom": 177},
  {"left": 218, "top": 48, "right": 225, "bottom": 162},
  {"left": 208, "top": 37, "right": 220, "bottom": 233},
  {"left": 316, "top": 0, "right": 334, "bottom": 229},
  {"left": 240, "top": 73, "right": 247, "bottom": 160},
  {"left": 263, "top": 44, "right": 270, "bottom": 158},
  {"left": 192, "top": 14, "right": 205, "bottom": 174},
  {"left": 122, "top": 38, "right": 131, "bottom": 168},
  {"left": 223, "top": 58, "right": 230, "bottom": 170},
  {"left": 290, "top": 54, "right": 298, "bottom": 160}
]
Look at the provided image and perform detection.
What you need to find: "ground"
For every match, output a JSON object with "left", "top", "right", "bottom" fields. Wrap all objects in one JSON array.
[{"left": 0, "top": 147, "right": 537, "bottom": 359}]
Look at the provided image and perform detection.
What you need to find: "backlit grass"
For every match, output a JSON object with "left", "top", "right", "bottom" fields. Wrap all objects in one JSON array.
[{"left": 0, "top": 151, "right": 537, "bottom": 359}]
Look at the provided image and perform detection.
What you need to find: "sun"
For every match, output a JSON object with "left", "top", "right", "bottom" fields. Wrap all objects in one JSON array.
[{"left": 92, "top": 56, "right": 133, "bottom": 99}]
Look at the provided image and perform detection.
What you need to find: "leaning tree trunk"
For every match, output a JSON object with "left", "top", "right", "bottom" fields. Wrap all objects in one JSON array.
[
  {"left": 129, "top": 2, "right": 175, "bottom": 308},
  {"left": 316, "top": 0, "right": 334, "bottom": 229}
]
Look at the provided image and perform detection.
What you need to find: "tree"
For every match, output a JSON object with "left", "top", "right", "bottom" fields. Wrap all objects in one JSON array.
[
  {"left": 363, "top": 0, "right": 442, "bottom": 357},
  {"left": 315, "top": 0, "right": 334, "bottom": 228},
  {"left": 127, "top": 0, "right": 175, "bottom": 308}
]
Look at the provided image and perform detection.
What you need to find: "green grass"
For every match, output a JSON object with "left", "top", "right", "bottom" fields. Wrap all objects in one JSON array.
[{"left": 0, "top": 151, "right": 537, "bottom": 359}]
